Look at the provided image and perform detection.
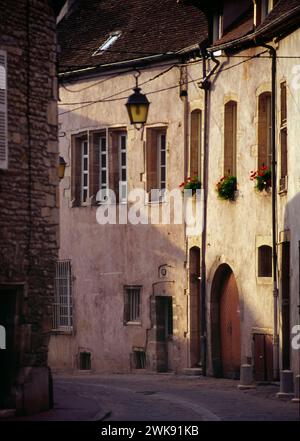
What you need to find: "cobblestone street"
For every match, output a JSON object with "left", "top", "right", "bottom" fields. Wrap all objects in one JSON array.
[{"left": 9, "top": 374, "right": 300, "bottom": 421}]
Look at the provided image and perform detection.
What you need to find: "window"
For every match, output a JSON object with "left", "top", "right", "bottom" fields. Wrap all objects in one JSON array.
[
  {"left": 124, "top": 286, "right": 141, "bottom": 324},
  {"left": 53, "top": 260, "right": 73, "bottom": 331},
  {"left": 224, "top": 101, "right": 237, "bottom": 176},
  {"left": 93, "top": 31, "right": 122, "bottom": 56},
  {"left": 280, "top": 82, "right": 288, "bottom": 192},
  {"left": 133, "top": 349, "right": 146, "bottom": 369},
  {"left": 212, "top": 11, "right": 223, "bottom": 42},
  {"left": 190, "top": 110, "right": 202, "bottom": 180},
  {"left": 146, "top": 128, "right": 167, "bottom": 202},
  {"left": 0, "top": 50, "right": 7, "bottom": 170},
  {"left": 258, "top": 245, "right": 272, "bottom": 277},
  {"left": 71, "top": 133, "right": 88, "bottom": 206},
  {"left": 258, "top": 92, "right": 271, "bottom": 169},
  {"left": 119, "top": 133, "right": 127, "bottom": 203},
  {"left": 81, "top": 139, "right": 89, "bottom": 204},
  {"left": 72, "top": 129, "right": 127, "bottom": 205},
  {"left": 255, "top": 0, "right": 276, "bottom": 25}
]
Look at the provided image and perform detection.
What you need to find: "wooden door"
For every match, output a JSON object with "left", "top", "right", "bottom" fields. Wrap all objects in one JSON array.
[
  {"left": 155, "top": 297, "right": 173, "bottom": 372},
  {"left": 254, "top": 333, "right": 273, "bottom": 381},
  {"left": 220, "top": 272, "right": 241, "bottom": 378}
]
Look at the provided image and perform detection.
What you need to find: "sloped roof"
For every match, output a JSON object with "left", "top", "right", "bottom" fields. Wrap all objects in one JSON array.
[
  {"left": 210, "top": 0, "right": 300, "bottom": 51},
  {"left": 58, "top": 0, "right": 208, "bottom": 74}
]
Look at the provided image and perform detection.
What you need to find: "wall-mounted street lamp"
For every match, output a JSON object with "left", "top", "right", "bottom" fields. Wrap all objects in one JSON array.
[
  {"left": 58, "top": 156, "right": 67, "bottom": 180},
  {"left": 126, "top": 71, "right": 150, "bottom": 126}
]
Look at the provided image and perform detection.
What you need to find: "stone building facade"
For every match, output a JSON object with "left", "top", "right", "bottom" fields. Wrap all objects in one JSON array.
[{"left": 0, "top": 0, "right": 60, "bottom": 414}]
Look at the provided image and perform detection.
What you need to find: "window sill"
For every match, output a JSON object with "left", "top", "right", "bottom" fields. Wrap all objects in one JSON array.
[
  {"left": 51, "top": 329, "right": 73, "bottom": 335},
  {"left": 256, "top": 276, "right": 272, "bottom": 285},
  {"left": 124, "top": 321, "right": 142, "bottom": 326}
]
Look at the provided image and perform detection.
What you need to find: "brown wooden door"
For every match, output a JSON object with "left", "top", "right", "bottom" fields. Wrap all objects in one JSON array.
[
  {"left": 220, "top": 273, "right": 241, "bottom": 378},
  {"left": 254, "top": 333, "right": 273, "bottom": 381}
]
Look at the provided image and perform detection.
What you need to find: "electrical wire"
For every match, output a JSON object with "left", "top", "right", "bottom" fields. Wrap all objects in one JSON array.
[{"left": 58, "top": 51, "right": 267, "bottom": 116}]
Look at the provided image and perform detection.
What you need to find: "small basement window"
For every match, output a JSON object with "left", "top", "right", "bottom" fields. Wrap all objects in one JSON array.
[
  {"left": 93, "top": 31, "right": 122, "bottom": 56},
  {"left": 133, "top": 349, "right": 146, "bottom": 369},
  {"left": 79, "top": 352, "right": 91, "bottom": 370},
  {"left": 258, "top": 245, "right": 272, "bottom": 277}
]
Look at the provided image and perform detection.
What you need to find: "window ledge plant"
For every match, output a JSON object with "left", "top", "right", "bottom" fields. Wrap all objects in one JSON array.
[
  {"left": 179, "top": 177, "right": 201, "bottom": 195},
  {"left": 216, "top": 175, "right": 237, "bottom": 201},
  {"left": 250, "top": 166, "right": 271, "bottom": 193}
]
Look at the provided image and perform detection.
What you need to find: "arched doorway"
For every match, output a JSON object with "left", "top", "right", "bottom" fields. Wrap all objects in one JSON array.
[
  {"left": 189, "top": 247, "right": 200, "bottom": 367},
  {"left": 211, "top": 264, "right": 241, "bottom": 379}
]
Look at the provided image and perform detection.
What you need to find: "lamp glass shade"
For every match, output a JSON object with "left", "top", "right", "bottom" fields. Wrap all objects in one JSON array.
[
  {"left": 58, "top": 156, "right": 66, "bottom": 179},
  {"left": 126, "top": 87, "right": 150, "bottom": 125}
]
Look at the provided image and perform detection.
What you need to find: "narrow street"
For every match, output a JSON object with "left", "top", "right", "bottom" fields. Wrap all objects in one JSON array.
[{"left": 12, "top": 374, "right": 300, "bottom": 422}]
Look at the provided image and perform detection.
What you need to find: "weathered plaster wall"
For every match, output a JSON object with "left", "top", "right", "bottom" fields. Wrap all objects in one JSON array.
[{"left": 49, "top": 63, "right": 205, "bottom": 372}]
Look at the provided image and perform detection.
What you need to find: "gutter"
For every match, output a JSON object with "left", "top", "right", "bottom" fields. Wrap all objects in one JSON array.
[
  {"left": 259, "top": 42, "right": 279, "bottom": 382},
  {"left": 198, "top": 49, "right": 221, "bottom": 376}
]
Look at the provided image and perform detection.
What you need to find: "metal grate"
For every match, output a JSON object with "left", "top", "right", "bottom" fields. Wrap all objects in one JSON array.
[
  {"left": 133, "top": 350, "right": 146, "bottom": 369},
  {"left": 53, "top": 260, "right": 73, "bottom": 331}
]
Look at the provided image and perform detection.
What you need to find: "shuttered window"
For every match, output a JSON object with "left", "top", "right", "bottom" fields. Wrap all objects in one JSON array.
[
  {"left": 258, "top": 245, "right": 272, "bottom": 277},
  {"left": 258, "top": 92, "right": 271, "bottom": 169},
  {"left": 224, "top": 101, "right": 237, "bottom": 176},
  {"left": 190, "top": 109, "right": 201, "bottom": 180},
  {"left": 146, "top": 127, "right": 167, "bottom": 201},
  {"left": 0, "top": 50, "right": 7, "bottom": 170},
  {"left": 280, "top": 82, "right": 288, "bottom": 192},
  {"left": 124, "top": 286, "right": 141, "bottom": 324}
]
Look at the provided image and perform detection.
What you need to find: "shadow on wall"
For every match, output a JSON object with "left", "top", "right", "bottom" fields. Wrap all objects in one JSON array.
[{"left": 284, "top": 190, "right": 300, "bottom": 375}]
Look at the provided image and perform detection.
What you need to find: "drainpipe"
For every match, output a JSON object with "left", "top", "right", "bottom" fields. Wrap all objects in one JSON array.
[
  {"left": 199, "top": 50, "right": 220, "bottom": 376},
  {"left": 260, "top": 43, "right": 279, "bottom": 381}
]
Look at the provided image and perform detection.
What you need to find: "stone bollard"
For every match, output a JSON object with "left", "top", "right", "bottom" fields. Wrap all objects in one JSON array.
[
  {"left": 238, "top": 364, "right": 256, "bottom": 390},
  {"left": 292, "top": 375, "right": 300, "bottom": 403},
  {"left": 277, "top": 370, "right": 294, "bottom": 399}
]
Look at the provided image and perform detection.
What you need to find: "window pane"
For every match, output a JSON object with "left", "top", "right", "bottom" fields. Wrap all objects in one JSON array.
[
  {"left": 121, "top": 152, "right": 126, "bottom": 166},
  {"left": 101, "top": 154, "right": 106, "bottom": 168},
  {"left": 83, "top": 157, "right": 88, "bottom": 171},
  {"left": 83, "top": 189, "right": 88, "bottom": 202},
  {"left": 101, "top": 138, "right": 106, "bottom": 151},
  {"left": 160, "top": 167, "right": 166, "bottom": 182},
  {"left": 101, "top": 170, "right": 106, "bottom": 184},
  {"left": 83, "top": 141, "right": 88, "bottom": 155},
  {"left": 83, "top": 173, "right": 88, "bottom": 186},
  {"left": 122, "top": 169, "right": 126, "bottom": 181}
]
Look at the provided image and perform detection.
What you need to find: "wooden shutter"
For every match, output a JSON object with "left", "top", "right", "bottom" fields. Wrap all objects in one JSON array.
[
  {"left": 89, "top": 132, "right": 101, "bottom": 204},
  {"left": 258, "top": 93, "right": 271, "bottom": 168},
  {"left": 0, "top": 50, "right": 8, "bottom": 170},
  {"left": 280, "top": 82, "right": 287, "bottom": 125},
  {"left": 146, "top": 128, "right": 158, "bottom": 193},
  {"left": 280, "top": 127, "right": 288, "bottom": 179},
  {"left": 224, "top": 101, "right": 237, "bottom": 176},
  {"left": 109, "top": 131, "right": 120, "bottom": 201},
  {"left": 71, "top": 134, "right": 84, "bottom": 206},
  {"left": 190, "top": 110, "right": 201, "bottom": 178}
]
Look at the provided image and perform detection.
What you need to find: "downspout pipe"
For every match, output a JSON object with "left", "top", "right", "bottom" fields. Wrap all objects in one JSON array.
[
  {"left": 260, "top": 43, "right": 279, "bottom": 381},
  {"left": 199, "top": 49, "right": 220, "bottom": 376}
]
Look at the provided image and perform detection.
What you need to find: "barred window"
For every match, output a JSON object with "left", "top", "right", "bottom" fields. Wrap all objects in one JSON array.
[
  {"left": 53, "top": 260, "right": 73, "bottom": 331},
  {"left": 124, "top": 286, "right": 141, "bottom": 324}
]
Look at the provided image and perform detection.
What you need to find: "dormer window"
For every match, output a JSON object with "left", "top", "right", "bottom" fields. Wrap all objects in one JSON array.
[
  {"left": 254, "top": 0, "right": 277, "bottom": 27},
  {"left": 93, "top": 31, "right": 122, "bottom": 56},
  {"left": 212, "top": 11, "right": 223, "bottom": 42}
]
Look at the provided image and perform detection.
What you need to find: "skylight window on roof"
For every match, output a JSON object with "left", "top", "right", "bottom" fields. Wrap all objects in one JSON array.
[{"left": 93, "top": 31, "right": 122, "bottom": 56}]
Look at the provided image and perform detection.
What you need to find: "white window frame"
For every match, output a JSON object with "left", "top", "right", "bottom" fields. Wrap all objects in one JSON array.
[
  {"left": 158, "top": 131, "right": 167, "bottom": 194},
  {"left": 119, "top": 133, "right": 127, "bottom": 204},
  {"left": 53, "top": 260, "right": 73, "bottom": 332},
  {"left": 81, "top": 139, "right": 89, "bottom": 204},
  {"left": 0, "top": 49, "right": 8, "bottom": 170},
  {"left": 93, "top": 31, "right": 122, "bottom": 56},
  {"left": 99, "top": 134, "right": 108, "bottom": 194}
]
